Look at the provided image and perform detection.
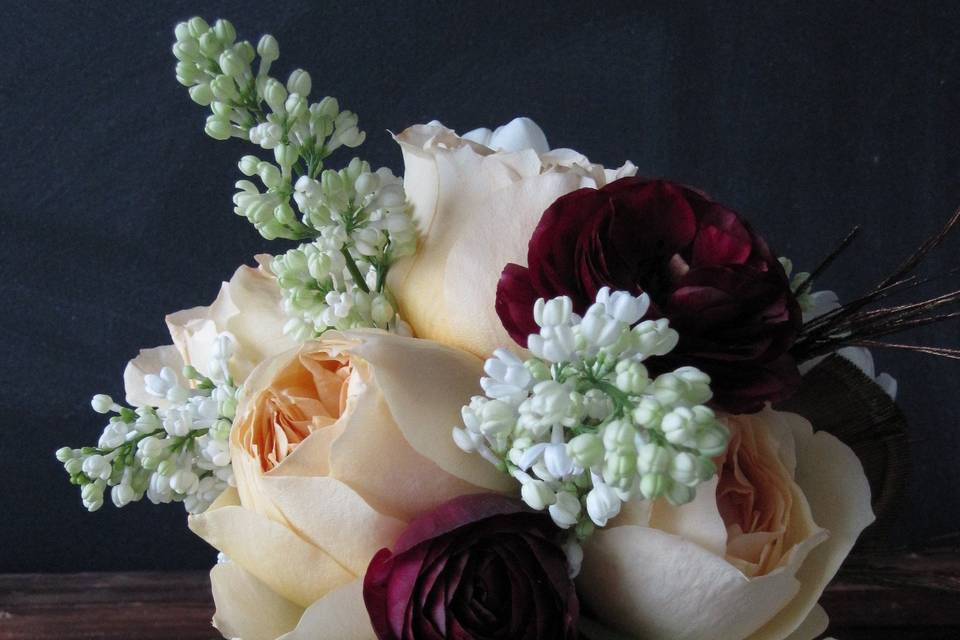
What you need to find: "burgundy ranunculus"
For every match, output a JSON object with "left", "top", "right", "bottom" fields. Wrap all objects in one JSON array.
[
  {"left": 496, "top": 177, "right": 802, "bottom": 414},
  {"left": 363, "top": 493, "right": 579, "bottom": 640}
]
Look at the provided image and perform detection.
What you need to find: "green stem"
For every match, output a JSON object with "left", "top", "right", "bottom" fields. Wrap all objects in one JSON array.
[{"left": 340, "top": 247, "right": 370, "bottom": 293}]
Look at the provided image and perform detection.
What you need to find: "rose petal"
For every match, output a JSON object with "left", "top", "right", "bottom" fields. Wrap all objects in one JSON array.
[
  {"left": 257, "top": 475, "right": 407, "bottom": 575},
  {"left": 648, "top": 476, "right": 727, "bottom": 557},
  {"left": 209, "top": 561, "right": 304, "bottom": 640},
  {"left": 166, "top": 260, "right": 295, "bottom": 382},
  {"left": 776, "top": 604, "right": 828, "bottom": 640},
  {"left": 579, "top": 524, "right": 826, "bottom": 640},
  {"left": 188, "top": 496, "right": 355, "bottom": 608},
  {"left": 278, "top": 579, "right": 377, "bottom": 640},
  {"left": 746, "top": 413, "right": 874, "bottom": 640},
  {"left": 391, "top": 122, "right": 635, "bottom": 358},
  {"left": 342, "top": 330, "right": 514, "bottom": 494}
]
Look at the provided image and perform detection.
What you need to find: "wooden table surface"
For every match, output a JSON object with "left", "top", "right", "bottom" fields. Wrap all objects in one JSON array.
[{"left": 1, "top": 543, "right": 958, "bottom": 640}]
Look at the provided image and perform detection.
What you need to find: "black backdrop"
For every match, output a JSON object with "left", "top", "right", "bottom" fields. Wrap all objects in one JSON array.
[{"left": 2, "top": 0, "right": 959, "bottom": 573}]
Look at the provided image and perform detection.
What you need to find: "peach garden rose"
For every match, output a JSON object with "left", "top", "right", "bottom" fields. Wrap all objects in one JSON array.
[
  {"left": 578, "top": 408, "right": 873, "bottom": 640},
  {"left": 188, "top": 330, "right": 513, "bottom": 640}
]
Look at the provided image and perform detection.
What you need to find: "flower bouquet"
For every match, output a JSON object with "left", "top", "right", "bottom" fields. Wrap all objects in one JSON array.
[{"left": 56, "top": 16, "right": 960, "bottom": 640}]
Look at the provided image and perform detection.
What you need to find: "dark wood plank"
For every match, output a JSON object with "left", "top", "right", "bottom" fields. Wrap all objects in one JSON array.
[{"left": 0, "top": 540, "right": 958, "bottom": 639}]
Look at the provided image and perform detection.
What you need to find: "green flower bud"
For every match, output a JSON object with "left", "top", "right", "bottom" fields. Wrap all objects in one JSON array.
[
  {"left": 56, "top": 447, "right": 74, "bottom": 462},
  {"left": 263, "top": 78, "right": 287, "bottom": 113},
  {"left": 188, "top": 82, "right": 213, "bottom": 106},
  {"left": 639, "top": 472, "right": 668, "bottom": 499},
  {"left": 257, "top": 162, "right": 282, "bottom": 189},
  {"left": 524, "top": 358, "right": 550, "bottom": 382},
  {"left": 204, "top": 116, "right": 232, "bottom": 141},
  {"left": 636, "top": 442, "right": 671, "bottom": 475},
  {"left": 218, "top": 50, "right": 246, "bottom": 78},
  {"left": 601, "top": 419, "right": 634, "bottom": 452},
  {"left": 614, "top": 360, "right": 649, "bottom": 395},
  {"left": 274, "top": 202, "right": 296, "bottom": 226},
  {"left": 187, "top": 16, "right": 210, "bottom": 38},
  {"left": 631, "top": 396, "right": 664, "bottom": 428},
  {"left": 157, "top": 459, "right": 175, "bottom": 477},
  {"left": 575, "top": 519, "right": 596, "bottom": 540},
  {"left": 65, "top": 458, "right": 84, "bottom": 476},
  {"left": 567, "top": 433, "right": 604, "bottom": 467},
  {"left": 210, "top": 101, "right": 233, "bottom": 119},
  {"left": 174, "top": 22, "right": 191, "bottom": 42},
  {"left": 238, "top": 155, "right": 260, "bottom": 176},
  {"left": 603, "top": 451, "right": 636, "bottom": 490},
  {"left": 669, "top": 451, "right": 699, "bottom": 486},
  {"left": 287, "top": 68, "right": 311, "bottom": 96},
  {"left": 199, "top": 31, "right": 222, "bottom": 57},
  {"left": 315, "top": 96, "right": 339, "bottom": 119},
  {"left": 175, "top": 61, "right": 199, "bottom": 86},
  {"left": 213, "top": 19, "right": 236, "bottom": 46},
  {"left": 371, "top": 295, "right": 395, "bottom": 326},
  {"left": 695, "top": 422, "right": 730, "bottom": 457},
  {"left": 257, "top": 34, "right": 280, "bottom": 62},
  {"left": 172, "top": 39, "right": 200, "bottom": 62},
  {"left": 274, "top": 143, "right": 298, "bottom": 168},
  {"left": 211, "top": 74, "right": 239, "bottom": 102},
  {"left": 666, "top": 480, "right": 694, "bottom": 506}
]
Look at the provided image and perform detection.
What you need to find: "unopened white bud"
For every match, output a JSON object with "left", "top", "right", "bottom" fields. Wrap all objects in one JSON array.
[
  {"left": 585, "top": 481, "right": 622, "bottom": 527},
  {"left": 263, "top": 78, "right": 287, "bottom": 113},
  {"left": 170, "top": 469, "right": 200, "bottom": 495},
  {"left": 218, "top": 50, "right": 246, "bottom": 78},
  {"left": 91, "top": 394, "right": 114, "bottom": 414},
  {"left": 287, "top": 69, "right": 311, "bottom": 97},
  {"left": 520, "top": 479, "right": 556, "bottom": 511},
  {"left": 639, "top": 472, "right": 669, "bottom": 499},
  {"left": 597, "top": 287, "right": 650, "bottom": 325},
  {"left": 636, "top": 443, "right": 672, "bottom": 475},
  {"left": 257, "top": 34, "right": 279, "bottom": 62},
  {"left": 567, "top": 433, "right": 604, "bottom": 468},
  {"left": 666, "top": 480, "right": 695, "bottom": 506},
  {"left": 205, "top": 116, "right": 232, "bottom": 141},
  {"left": 371, "top": 295, "right": 395, "bottom": 326},
  {"left": 548, "top": 491, "right": 581, "bottom": 529},
  {"left": 661, "top": 407, "right": 696, "bottom": 446},
  {"left": 696, "top": 422, "right": 730, "bottom": 457},
  {"left": 669, "top": 451, "right": 700, "bottom": 486},
  {"left": 614, "top": 360, "right": 649, "bottom": 395},
  {"left": 534, "top": 296, "right": 573, "bottom": 327}
]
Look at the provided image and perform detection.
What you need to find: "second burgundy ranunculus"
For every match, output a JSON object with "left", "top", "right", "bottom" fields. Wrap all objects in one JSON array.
[
  {"left": 363, "top": 493, "right": 579, "bottom": 640},
  {"left": 496, "top": 177, "right": 802, "bottom": 413}
]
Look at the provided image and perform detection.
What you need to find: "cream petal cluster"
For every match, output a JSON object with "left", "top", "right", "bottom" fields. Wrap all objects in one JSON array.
[
  {"left": 149, "top": 256, "right": 297, "bottom": 389},
  {"left": 454, "top": 287, "right": 728, "bottom": 538},
  {"left": 462, "top": 116, "right": 550, "bottom": 154},
  {"left": 389, "top": 120, "right": 637, "bottom": 358},
  {"left": 578, "top": 408, "right": 874, "bottom": 640},
  {"left": 189, "top": 330, "right": 513, "bottom": 640}
]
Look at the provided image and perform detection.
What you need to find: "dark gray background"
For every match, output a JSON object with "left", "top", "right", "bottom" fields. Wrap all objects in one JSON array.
[{"left": 1, "top": 0, "right": 958, "bottom": 572}]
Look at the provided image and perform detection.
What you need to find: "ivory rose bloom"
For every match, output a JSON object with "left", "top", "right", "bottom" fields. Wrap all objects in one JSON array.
[
  {"left": 123, "top": 256, "right": 295, "bottom": 406},
  {"left": 389, "top": 120, "right": 637, "bottom": 358},
  {"left": 188, "top": 330, "right": 513, "bottom": 640},
  {"left": 578, "top": 409, "right": 873, "bottom": 640}
]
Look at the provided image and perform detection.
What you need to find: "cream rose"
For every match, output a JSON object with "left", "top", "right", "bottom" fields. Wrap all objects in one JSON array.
[
  {"left": 578, "top": 408, "right": 874, "bottom": 640},
  {"left": 389, "top": 121, "right": 637, "bottom": 358},
  {"left": 123, "top": 256, "right": 295, "bottom": 406},
  {"left": 188, "top": 330, "right": 513, "bottom": 640}
]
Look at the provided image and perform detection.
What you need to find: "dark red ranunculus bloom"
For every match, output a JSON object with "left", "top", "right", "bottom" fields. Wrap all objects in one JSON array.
[
  {"left": 363, "top": 493, "right": 579, "bottom": 640},
  {"left": 496, "top": 177, "right": 802, "bottom": 413}
]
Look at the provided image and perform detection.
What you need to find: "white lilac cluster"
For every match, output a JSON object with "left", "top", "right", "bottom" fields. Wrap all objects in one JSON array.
[
  {"left": 174, "top": 17, "right": 416, "bottom": 340},
  {"left": 56, "top": 336, "right": 239, "bottom": 514},
  {"left": 269, "top": 158, "right": 415, "bottom": 338},
  {"left": 453, "top": 288, "right": 730, "bottom": 538}
]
